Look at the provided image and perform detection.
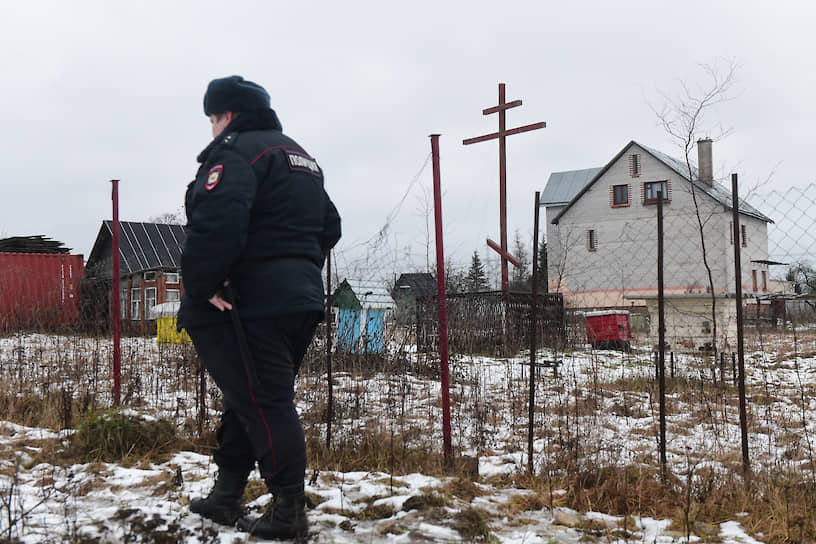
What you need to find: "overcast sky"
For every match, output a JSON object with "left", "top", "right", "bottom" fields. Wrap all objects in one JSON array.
[{"left": 3, "top": 1, "right": 814, "bottom": 283}]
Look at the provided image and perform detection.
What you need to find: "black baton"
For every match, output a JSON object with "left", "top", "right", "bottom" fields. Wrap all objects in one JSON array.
[{"left": 224, "top": 282, "right": 260, "bottom": 390}]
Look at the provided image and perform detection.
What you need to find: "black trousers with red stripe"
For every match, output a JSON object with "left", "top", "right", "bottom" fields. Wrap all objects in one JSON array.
[{"left": 188, "top": 312, "right": 319, "bottom": 488}]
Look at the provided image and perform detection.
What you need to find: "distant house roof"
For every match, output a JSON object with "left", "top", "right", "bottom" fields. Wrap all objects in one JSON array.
[
  {"left": 393, "top": 272, "right": 436, "bottom": 298},
  {"left": 550, "top": 141, "right": 774, "bottom": 225},
  {"left": 86, "top": 221, "right": 186, "bottom": 277},
  {"left": 332, "top": 279, "right": 396, "bottom": 310},
  {"left": 540, "top": 167, "right": 602, "bottom": 206},
  {"left": 0, "top": 235, "right": 71, "bottom": 254}
]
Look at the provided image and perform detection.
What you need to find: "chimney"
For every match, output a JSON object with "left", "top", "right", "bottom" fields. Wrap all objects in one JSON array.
[{"left": 697, "top": 138, "right": 713, "bottom": 187}]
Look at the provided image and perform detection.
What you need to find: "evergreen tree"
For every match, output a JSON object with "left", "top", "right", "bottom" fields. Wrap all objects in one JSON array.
[
  {"left": 537, "top": 238, "right": 548, "bottom": 293},
  {"left": 464, "top": 251, "right": 489, "bottom": 292},
  {"left": 510, "top": 230, "right": 531, "bottom": 291}
]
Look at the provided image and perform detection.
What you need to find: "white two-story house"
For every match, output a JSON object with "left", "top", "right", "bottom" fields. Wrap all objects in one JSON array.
[{"left": 541, "top": 140, "right": 774, "bottom": 350}]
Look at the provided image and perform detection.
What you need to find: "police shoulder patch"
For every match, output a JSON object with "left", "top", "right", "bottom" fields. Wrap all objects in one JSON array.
[
  {"left": 205, "top": 164, "right": 223, "bottom": 191},
  {"left": 285, "top": 150, "right": 322, "bottom": 178}
]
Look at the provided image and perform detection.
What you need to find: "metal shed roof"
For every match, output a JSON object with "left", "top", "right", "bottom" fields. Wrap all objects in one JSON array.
[
  {"left": 87, "top": 221, "right": 186, "bottom": 276},
  {"left": 540, "top": 167, "right": 602, "bottom": 206},
  {"left": 394, "top": 272, "right": 436, "bottom": 297},
  {"left": 335, "top": 279, "right": 396, "bottom": 310}
]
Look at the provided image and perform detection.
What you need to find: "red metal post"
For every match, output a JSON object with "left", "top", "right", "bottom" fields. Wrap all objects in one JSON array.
[
  {"left": 111, "top": 180, "right": 121, "bottom": 407},
  {"left": 430, "top": 134, "right": 452, "bottom": 465}
]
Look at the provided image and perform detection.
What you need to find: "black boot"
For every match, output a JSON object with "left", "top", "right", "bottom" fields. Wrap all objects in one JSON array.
[
  {"left": 236, "top": 481, "right": 307, "bottom": 540},
  {"left": 190, "top": 469, "right": 249, "bottom": 526}
]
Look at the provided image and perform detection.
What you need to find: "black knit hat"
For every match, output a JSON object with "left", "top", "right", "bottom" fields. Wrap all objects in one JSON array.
[{"left": 203, "top": 75, "right": 271, "bottom": 115}]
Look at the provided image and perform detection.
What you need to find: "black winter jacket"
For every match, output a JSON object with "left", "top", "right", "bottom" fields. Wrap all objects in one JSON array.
[{"left": 178, "top": 111, "right": 341, "bottom": 329}]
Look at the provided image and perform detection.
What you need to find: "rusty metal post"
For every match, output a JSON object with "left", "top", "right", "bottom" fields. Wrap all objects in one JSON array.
[
  {"left": 325, "top": 251, "right": 333, "bottom": 449},
  {"left": 111, "top": 180, "right": 121, "bottom": 407},
  {"left": 430, "top": 134, "right": 452, "bottom": 465},
  {"left": 731, "top": 173, "right": 750, "bottom": 475},
  {"left": 498, "top": 84, "right": 509, "bottom": 292},
  {"left": 657, "top": 190, "right": 667, "bottom": 475},
  {"left": 528, "top": 191, "right": 541, "bottom": 474}
]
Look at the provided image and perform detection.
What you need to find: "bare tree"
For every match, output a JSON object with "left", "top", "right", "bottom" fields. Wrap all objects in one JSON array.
[
  {"left": 149, "top": 208, "right": 185, "bottom": 225},
  {"left": 650, "top": 59, "right": 738, "bottom": 355}
]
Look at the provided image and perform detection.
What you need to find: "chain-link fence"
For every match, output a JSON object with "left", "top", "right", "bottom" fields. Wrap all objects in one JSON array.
[{"left": 1, "top": 181, "right": 815, "bottom": 538}]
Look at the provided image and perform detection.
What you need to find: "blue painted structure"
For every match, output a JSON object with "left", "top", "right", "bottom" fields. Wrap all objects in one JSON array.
[{"left": 332, "top": 279, "right": 395, "bottom": 354}]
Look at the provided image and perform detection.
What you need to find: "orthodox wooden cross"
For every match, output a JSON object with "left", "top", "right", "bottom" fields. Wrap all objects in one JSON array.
[{"left": 463, "top": 83, "right": 545, "bottom": 292}]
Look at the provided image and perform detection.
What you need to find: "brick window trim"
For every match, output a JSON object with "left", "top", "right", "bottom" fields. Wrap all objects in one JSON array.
[
  {"left": 586, "top": 229, "right": 598, "bottom": 252},
  {"left": 641, "top": 180, "right": 672, "bottom": 204},
  {"left": 610, "top": 184, "right": 632, "bottom": 208}
]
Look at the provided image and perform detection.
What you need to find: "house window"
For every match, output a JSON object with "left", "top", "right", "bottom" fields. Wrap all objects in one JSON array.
[
  {"left": 761, "top": 270, "right": 767, "bottom": 291},
  {"left": 120, "top": 288, "right": 128, "bottom": 319},
  {"left": 643, "top": 180, "right": 669, "bottom": 204},
  {"left": 144, "top": 271, "right": 157, "bottom": 282},
  {"left": 145, "top": 287, "right": 157, "bottom": 317},
  {"left": 612, "top": 184, "right": 630, "bottom": 206},
  {"left": 166, "top": 289, "right": 180, "bottom": 303},
  {"left": 629, "top": 154, "right": 641, "bottom": 177},
  {"left": 586, "top": 229, "right": 597, "bottom": 251},
  {"left": 165, "top": 272, "right": 180, "bottom": 284},
  {"left": 741, "top": 225, "right": 747, "bottom": 247},
  {"left": 130, "top": 288, "right": 141, "bottom": 320},
  {"left": 702, "top": 320, "right": 711, "bottom": 334},
  {"left": 752, "top": 270, "right": 758, "bottom": 291}
]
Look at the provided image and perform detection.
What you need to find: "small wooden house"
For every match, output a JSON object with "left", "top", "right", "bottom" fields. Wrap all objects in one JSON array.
[
  {"left": 332, "top": 279, "right": 395, "bottom": 354},
  {"left": 85, "top": 221, "right": 185, "bottom": 333}
]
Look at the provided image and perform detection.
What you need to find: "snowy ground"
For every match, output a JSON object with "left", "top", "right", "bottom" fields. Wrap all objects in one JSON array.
[
  {"left": 0, "top": 421, "right": 763, "bottom": 543},
  {"left": 0, "top": 331, "right": 813, "bottom": 542}
]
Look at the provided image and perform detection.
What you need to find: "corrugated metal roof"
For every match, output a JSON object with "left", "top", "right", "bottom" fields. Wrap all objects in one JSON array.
[
  {"left": 342, "top": 279, "right": 396, "bottom": 310},
  {"left": 86, "top": 221, "right": 186, "bottom": 277},
  {"left": 540, "top": 168, "right": 602, "bottom": 206}
]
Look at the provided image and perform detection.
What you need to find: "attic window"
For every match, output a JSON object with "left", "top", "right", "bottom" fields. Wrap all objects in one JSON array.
[
  {"left": 629, "top": 154, "right": 641, "bottom": 177},
  {"left": 741, "top": 224, "right": 747, "bottom": 247},
  {"left": 144, "top": 271, "right": 157, "bottom": 282}
]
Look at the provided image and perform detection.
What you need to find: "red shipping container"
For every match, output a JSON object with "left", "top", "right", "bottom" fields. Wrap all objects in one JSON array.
[
  {"left": 0, "top": 252, "right": 84, "bottom": 330},
  {"left": 585, "top": 310, "right": 632, "bottom": 351}
]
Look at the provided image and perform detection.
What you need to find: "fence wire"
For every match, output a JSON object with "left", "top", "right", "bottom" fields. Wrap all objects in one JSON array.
[{"left": 1, "top": 182, "right": 816, "bottom": 538}]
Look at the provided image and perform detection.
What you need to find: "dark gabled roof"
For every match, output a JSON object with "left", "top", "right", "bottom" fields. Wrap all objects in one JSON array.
[
  {"left": 87, "top": 221, "right": 186, "bottom": 275},
  {"left": 551, "top": 141, "right": 774, "bottom": 225},
  {"left": 394, "top": 272, "right": 436, "bottom": 297},
  {"left": 540, "top": 167, "right": 602, "bottom": 207}
]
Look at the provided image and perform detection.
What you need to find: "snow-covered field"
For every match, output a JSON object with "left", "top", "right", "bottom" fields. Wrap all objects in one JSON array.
[{"left": 0, "top": 331, "right": 813, "bottom": 542}]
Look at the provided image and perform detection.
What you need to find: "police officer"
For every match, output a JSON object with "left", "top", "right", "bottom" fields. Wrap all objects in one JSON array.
[{"left": 179, "top": 75, "right": 341, "bottom": 540}]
